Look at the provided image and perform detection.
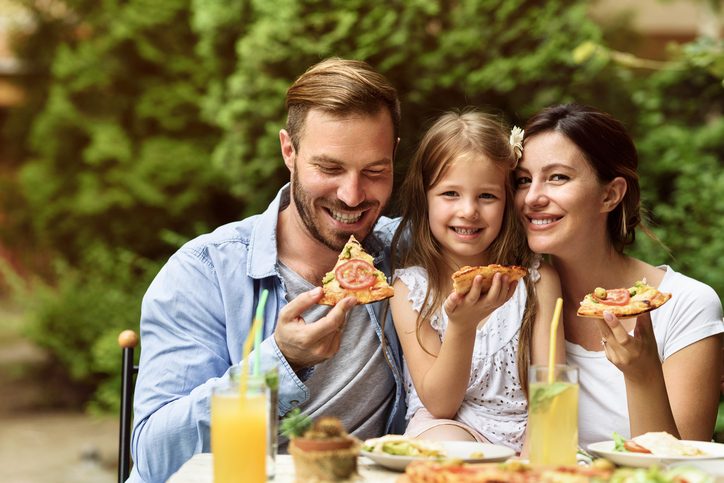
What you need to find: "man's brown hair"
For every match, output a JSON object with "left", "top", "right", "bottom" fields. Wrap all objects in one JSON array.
[{"left": 285, "top": 58, "right": 401, "bottom": 151}]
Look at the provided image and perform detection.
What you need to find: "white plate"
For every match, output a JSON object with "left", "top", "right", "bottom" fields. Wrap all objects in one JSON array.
[
  {"left": 361, "top": 441, "right": 515, "bottom": 472},
  {"left": 588, "top": 440, "right": 724, "bottom": 468}
]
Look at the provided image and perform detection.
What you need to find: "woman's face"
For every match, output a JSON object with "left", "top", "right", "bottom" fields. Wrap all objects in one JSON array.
[{"left": 514, "top": 132, "right": 609, "bottom": 256}]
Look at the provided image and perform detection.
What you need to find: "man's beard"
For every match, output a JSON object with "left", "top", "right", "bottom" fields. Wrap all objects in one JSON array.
[{"left": 291, "top": 168, "right": 383, "bottom": 252}]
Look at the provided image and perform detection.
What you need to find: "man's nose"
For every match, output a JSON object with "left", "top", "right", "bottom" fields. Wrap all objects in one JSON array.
[{"left": 337, "top": 173, "right": 365, "bottom": 208}]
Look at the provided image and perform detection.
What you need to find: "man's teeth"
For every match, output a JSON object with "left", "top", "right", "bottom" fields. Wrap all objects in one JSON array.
[
  {"left": 452, "top": 227, "right": 480, "bottom": 235},
  {"left": 531, "top": 218, "right": 556, "bottom": 225},
  {"left": 330, "top": 210, "right": 363, "bottom": 224}
]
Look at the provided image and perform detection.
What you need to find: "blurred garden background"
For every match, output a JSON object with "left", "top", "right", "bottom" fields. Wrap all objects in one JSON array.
[{"left": 0, "top": 0, "right": 722, "bottom": 481}]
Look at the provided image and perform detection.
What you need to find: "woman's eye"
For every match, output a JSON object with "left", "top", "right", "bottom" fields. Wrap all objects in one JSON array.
[
  {"left": 551, "top": 174, "right": 570, "bottom": 182},
  {"left": 516, "top": 176, "right": 531, "bottom": 186}
]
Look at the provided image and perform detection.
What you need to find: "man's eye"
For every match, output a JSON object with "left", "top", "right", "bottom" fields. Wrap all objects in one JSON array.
[
  {"left": 319, "top": 166, "right": 341, "bottom": 173},
  {"left": 365, "top": 169, "right": 385, "bottom": 176}
]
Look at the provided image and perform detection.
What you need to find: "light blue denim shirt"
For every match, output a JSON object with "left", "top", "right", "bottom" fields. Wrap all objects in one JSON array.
[{"left": 127, "top": 185, "right": 406, "bottom": 483}]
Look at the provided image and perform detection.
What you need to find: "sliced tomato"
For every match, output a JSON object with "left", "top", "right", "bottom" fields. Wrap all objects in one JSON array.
[
  {"left": 624, "top": 440, "right": 651, "bottom": 453},
  {"left": 335, "top": 260, "right": 377, "bottom": 290},
  {"left": 593, "top": 288, "right": 631, "bottom": 306}
]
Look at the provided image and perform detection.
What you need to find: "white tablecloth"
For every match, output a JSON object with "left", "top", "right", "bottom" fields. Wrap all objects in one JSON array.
[{"left": 166, "top": 453, "right": 401, "bottom": 483}]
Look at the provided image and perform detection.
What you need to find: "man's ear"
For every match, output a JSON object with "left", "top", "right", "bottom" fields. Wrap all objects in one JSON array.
[
  {"left": 393, "top": 137, "right": 400, "bottom": 159},
  {"left": 601, "top": 177, "right": 627, "bottom": 213},
  {"left": 280, "top": 129, "right": 295, "bottom": 171}
]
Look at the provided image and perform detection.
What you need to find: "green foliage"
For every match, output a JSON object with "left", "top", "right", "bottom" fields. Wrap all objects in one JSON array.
[
  {"left": 4, "top": 0, "right": 724, "bottom": 413},
  {"left": 22, "top": 246, "right": 161, "bottom": 413}
]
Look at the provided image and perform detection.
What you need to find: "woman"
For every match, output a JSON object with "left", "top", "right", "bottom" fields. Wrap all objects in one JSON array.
[{"left": 514, "top": 103, "right": 723, "bottom": 448}]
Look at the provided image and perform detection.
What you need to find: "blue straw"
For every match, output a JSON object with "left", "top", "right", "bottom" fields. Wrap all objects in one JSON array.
[{"left": 253, "top": 290, "right": 270, "bottom": 376}]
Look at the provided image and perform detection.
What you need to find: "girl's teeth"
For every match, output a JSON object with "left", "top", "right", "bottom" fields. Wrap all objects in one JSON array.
[
  {"left": 531, "top": 218, "right": 556, "bottom": 225},
  {"left": 330, "top": 210, "right": 363, "bottom": 224},
  {"left": 453, "top": 227, "right": 479, "bottom": 235}
]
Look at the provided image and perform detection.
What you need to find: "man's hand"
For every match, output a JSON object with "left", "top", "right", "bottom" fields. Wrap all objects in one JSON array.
[{"left": 274, "top": 287, "right": 357, "bottom": 372}]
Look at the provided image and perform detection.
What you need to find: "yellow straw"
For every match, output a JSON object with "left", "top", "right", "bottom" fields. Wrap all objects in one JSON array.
[
  {"left": 548, "top": 298, "right": 563, "bottom": 384},
  {"left": 239, "top": 317, "right": 262, "bottom": 399}
]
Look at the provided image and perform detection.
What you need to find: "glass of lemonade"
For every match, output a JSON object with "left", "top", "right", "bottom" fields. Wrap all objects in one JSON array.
[
  {"left": 211, "top": 375, "right": 267, "bottom": 483},
  {"left": 528, "top": 365, "right": 579, "bottom": 465}
]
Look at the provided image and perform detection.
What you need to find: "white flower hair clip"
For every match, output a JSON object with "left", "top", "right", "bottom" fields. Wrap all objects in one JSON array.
[{"left": 510, "top": 126, "right": 524, "bottom": 162}]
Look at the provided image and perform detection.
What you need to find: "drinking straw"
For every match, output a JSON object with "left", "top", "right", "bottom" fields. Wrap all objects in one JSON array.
[
  {"left": 253, "top": 290, "right": 270, "bottom": 376},
  {"left": 239, "top": 289, "right": 270, "bottom": 396},
  {"left": 548, "top": 298, "right": 563, "bottom": 384}
]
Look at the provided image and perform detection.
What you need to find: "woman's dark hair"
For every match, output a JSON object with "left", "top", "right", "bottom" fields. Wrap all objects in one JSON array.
[{"left": 523, "top": 103, "right": 659, "bottom": 252}]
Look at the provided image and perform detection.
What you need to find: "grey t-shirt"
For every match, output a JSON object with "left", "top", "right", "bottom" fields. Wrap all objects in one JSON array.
[{"left": 276, "top": 260, "right": 395, "bottom": 452}]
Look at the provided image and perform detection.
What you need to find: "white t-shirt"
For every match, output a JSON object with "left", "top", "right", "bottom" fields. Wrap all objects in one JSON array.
[
  {"left": 395, "top": 259, "right": 540, "bottom": 453},
  {"left": 566, "top": 265, "right": 724, "bottom": 449}
]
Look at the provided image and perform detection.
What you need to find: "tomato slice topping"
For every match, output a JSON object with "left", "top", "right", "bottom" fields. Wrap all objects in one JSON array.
[
  {"left": 335, "top": 260, "right": 377, "bottom": 290},
  {"left": 624, "top": 440, "right": 651, "bottom": 453},
  {"left": 593, "top": 288, "right": 630, "bottom": 306}
]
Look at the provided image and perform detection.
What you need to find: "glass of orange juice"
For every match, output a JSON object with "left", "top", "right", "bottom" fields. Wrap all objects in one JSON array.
[
  {"left": 528, "top": 365, "right": 579, "bottom": 465},
  {"left": 211, "top": 374, "right": 267, "bottom": 483}
]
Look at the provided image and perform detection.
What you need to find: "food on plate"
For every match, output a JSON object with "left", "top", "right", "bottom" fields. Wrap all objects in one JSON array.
[
  {"left": 612, "top": 431, "right": 709, "bottom": 457},
  {"left": 451, "top": 265, "right": 527, "bottom": 296},
  {"left": 318, "top": 235, "right": 394, "bottom": 305},
  {"left": 403, "top": 459, "right": 614, "bottom": 483},
  {"left": 608, "top": 465, "right": 714, "bottom": 483},
  {"left": 362, "top": 434, "right": 447, "bottom": 458},
  {"left": 577, "top": 281, "right": 671, "bottom": 319}
]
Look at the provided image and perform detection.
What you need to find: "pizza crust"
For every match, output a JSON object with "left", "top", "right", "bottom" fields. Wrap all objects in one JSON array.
[
  {"left": 403, "top": 460, "right": 613, "bottom": 483},
  {"left": 577, "top": 282, "right": 672, "bottom": 319},
  {"left": 318, "top": 235, "right": 395, "bottom": 306},
  {"left": 451, "top": 265, "right": 527, "bottom": 295}
]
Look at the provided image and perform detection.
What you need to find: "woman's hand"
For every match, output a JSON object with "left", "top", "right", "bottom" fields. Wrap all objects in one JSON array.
[
  {"left": 593, "top": 311, "right": 661, "bottom": 383},
  {"left": 443, "top": 273, "right": 518, "bottom": 333}
]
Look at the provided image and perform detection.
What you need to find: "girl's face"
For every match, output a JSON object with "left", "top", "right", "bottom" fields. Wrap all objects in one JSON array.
[
  {"left": 514, "top": 132, "right": 609, "bottom": 256},
  {"left": 427, "top": 155, "right": 507, "bottom": 268}
]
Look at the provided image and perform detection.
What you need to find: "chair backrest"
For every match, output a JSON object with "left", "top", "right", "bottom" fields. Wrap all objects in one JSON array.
[{"left": 118, "top": 330, "right": 140, "bottom": 483}]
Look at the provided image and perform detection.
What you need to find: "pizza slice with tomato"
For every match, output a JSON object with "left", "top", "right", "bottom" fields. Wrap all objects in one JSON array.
[
  {"left": 451, "top": 264, "right": 527, "bottom": 296},
  {"left": 577, "top": 281, "right": 671, "bottom": 319},
  {"left": 318, "top": 235, "right": 394, "bottom": 306}
]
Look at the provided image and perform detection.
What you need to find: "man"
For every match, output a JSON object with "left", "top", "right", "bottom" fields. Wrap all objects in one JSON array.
[{"left": 127, "top": 58, "right": 406, "bottom": 483}]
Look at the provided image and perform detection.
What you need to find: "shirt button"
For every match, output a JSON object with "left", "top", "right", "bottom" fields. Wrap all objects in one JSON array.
[{"left": 290, "top": 400, "right": 299, "bottom": 406}]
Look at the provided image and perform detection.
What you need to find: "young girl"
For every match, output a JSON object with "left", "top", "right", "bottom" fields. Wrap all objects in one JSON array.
[{"left": 389, "top": 110, "right": 564, "bottom": 456}]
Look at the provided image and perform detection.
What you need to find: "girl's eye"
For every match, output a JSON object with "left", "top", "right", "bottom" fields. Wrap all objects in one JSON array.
[
  {"left": 442, "top": 191, "right": 458, "bottom": 197},
  {"left": 479, "top": 193, "right": 495, "bottom": 199}
]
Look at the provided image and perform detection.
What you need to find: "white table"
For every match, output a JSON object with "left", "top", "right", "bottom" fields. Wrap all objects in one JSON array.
[{"left": 166, "top": 453, "right": 402, "bottom": 483}]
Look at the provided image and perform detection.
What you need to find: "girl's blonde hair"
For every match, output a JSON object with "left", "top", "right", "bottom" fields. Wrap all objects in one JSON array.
[{"left": 390, "top": 109, "right": 538, "bottom": 397}]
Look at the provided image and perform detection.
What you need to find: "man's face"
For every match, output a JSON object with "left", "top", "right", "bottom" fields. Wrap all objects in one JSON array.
[{"left": 281, "top": 109, "right": 396, "bottom": 252}]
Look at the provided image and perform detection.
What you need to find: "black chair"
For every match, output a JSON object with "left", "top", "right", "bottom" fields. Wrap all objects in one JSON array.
[{"left": 118, "top": 330, "right": 140, "bottom": 483}]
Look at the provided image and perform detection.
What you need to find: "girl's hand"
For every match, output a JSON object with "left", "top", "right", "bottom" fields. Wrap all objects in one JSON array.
[
  {"left": 443, "top": 272, "right": 518, "bottom": 332},
  {"left": 594, "top": 311, "right": 662, "bottom": 383}
]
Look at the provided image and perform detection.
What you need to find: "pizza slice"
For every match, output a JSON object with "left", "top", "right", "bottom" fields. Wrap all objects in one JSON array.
[
  {"left": 318, "top": 235, "right": 394, "bottom": 306},
  {"left": 577, "top": 280, "right": 671, "bottom": 319},
  {"left": 452, "top": 265, "right": 527, "bottom": 296},
  {"left": 403, "top": 460, "right": 614, "bottom": 483}
]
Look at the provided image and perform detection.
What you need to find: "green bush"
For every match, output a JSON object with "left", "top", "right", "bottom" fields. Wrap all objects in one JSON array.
[
  {"left": 3, "top": 0, "right": 723, "bottom": 413},
  {"left": 22, "top": 246, "right": 161, "bottom": 413}
]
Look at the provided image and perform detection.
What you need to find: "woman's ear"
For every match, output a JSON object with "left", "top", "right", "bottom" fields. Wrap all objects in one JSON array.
[{"left": 601, "top": 177, "right": 627, "bottom": 213}]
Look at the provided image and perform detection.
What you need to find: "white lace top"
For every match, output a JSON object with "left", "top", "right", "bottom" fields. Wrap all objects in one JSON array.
[{"left": 395, "top": 256, "right": 540, "bottom": 453}]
